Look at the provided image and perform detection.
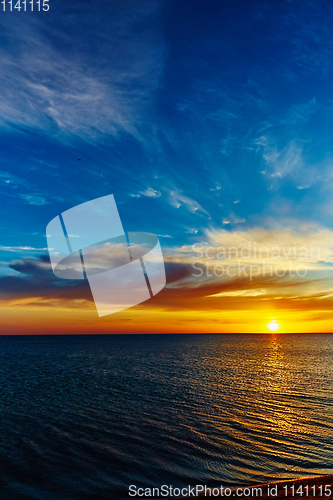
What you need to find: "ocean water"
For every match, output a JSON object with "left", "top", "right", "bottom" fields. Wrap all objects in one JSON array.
[{"left": 0, "top": 334, "right": 333, "bottom": 499}]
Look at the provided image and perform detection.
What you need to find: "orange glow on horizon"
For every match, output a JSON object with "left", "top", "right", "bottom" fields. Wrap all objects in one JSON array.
[{"left": 1, "top": 301, "right": 333, "bottom": 334}]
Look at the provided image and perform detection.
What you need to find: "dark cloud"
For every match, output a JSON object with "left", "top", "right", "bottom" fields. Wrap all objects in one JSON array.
[
  {"left": 1, "top": 254, "right": 332, "bottom": 321},
  {"left": 0, "top": 254, "right": 93, "bottom": 302},
  {"left": 164, "top": 261, "right": 194, "bottom": 284}
]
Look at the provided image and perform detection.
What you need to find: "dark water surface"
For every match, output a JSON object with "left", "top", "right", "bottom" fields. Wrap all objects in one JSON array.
[{"left": 0, "top": 334, "right": 333, "bottom": 499}]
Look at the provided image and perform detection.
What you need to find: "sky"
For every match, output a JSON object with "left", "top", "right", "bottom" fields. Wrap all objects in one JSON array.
[{"left": 1, "top": 0, "right": 333, "bottom": 333}]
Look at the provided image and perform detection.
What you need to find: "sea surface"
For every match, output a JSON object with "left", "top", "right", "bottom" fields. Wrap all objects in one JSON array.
[{"left": 0, "top": 334, "right": 333, "bottom": 499}]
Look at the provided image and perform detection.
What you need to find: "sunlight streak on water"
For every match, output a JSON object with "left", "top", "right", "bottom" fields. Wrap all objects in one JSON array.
[{"left": 0, "top": 334, "right": 332, "bottom": 499}]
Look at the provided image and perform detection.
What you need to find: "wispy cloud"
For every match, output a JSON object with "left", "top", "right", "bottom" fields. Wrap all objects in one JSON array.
[
  {"left": 0, "top": 1, "right": 165, "bottom": 139},
  {"left": 168, "top": 189, "right": 210, "bottom": 216},
  {"left": 19, "top": 194, "right": 50, "bottom": 206},
  {"left": 0, "top": 246, "right": 49, "bottom": 252},
  {"left": 131, "top": 187, "right": 161, "bottom": 198},
  {"left": 257, "top": 138, "right": 304, "bottom": 181},
  {"left": 287, "top": 97, "right": 320, "bottom": 124},
  {"left": 0, "top": 170, "right": 31, "bottom": 189},
  {"left": 222, "top": 213, "right": 245, "bottom": 225}
]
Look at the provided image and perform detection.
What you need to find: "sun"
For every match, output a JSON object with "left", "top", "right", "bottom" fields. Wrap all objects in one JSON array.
[{"left": 267, "top": 319, "right": 280, "bottom": 332}]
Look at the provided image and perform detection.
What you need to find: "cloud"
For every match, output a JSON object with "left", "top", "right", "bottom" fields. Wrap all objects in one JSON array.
[
  {"left": 0, "top": 169, "right": 60, "bottom": 207},
  {"left": 155, "top": 224, "right": 333, "bottom": 312},
  {"left": 140, "top": 188, "right": 161, "bottom": 198},
  {"left": 0, "top": 246, "right": 49, "bottom": 252},
  {"left": 0, "top": 255, "right": 93, "bottom": 307},
  {"left": 168, "top": 190, "right": 210, "bottom": 216},
  {"left": 0, "top": 1, "right": 165, "bottom": 139},
  {"left": 252, "top": 94, "right": 333, "bottom": 193},
  {"left": 257, "top": 137, "right": 304, "bottom": 181},
  {"left": 222, "top": 214, "right": 245, "bottom": 225},
  {"left": 284, "top": 3, "right": 333, "bottom": 75},
  {"left": 255, "top": 134, "right": 327, "bottom": 191},
  {"left": 209, "top": 183, "right": 221, "bottom": 192},
  {"left": 164, "top": 262, "right": 194, "bottom": 285},
  {"left": 204, "top": 225, "right": 332, "bottom": 269},
  {"left": 287, "top": 98, "right": 320, "bottom": 124},
  {"left": 1, "top": 223, "right": 333, "bottom": 319},
  {"left": 131, "top": 187, "right": 161, "bottom": 198},
  {"left": 0, "top": 170, "right": 31, "bottom": 189},
  {"left": 19, "top": 194, "right": 50, "bottom": 206}
]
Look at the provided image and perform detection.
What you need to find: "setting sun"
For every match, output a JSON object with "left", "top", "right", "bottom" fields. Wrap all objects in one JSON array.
[{"left": 267, "top": 320, "right": 280, "bottom": 332}]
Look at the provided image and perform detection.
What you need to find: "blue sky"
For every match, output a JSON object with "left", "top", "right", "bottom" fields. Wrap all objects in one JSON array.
[{"left": 2, "top": 0, "right": 333, "bottom": 331}]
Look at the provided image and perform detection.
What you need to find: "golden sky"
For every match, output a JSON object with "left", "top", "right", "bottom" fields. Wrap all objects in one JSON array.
[{"left": 2, "top": 224, "right": 333, "bottom": 334}]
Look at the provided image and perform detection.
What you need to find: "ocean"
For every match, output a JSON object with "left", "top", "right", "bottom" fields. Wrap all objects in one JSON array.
[{"left": 0, "top": 334, "right": 332, "bottom": 499}]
